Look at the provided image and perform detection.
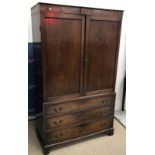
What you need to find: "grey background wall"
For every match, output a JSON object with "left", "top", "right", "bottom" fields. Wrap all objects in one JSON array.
[{"left": 28, "top": 0, "right": 126, "bottom": 111}]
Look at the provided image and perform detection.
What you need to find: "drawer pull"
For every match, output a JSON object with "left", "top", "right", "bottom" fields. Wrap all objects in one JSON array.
[
  {"left": 59, "top": 107, "right": 63, "bottom": 111},
  {"left": 100, "top": 122, "right": 108, "bottom": 127},
  {"left": 54, "top": 133, "right": 63, "bottom": 139},
  {"left": 100, "top": 110, "right": 108, "bottom": 115},
  {"left": 59, "top": 133, "right": 63, "bottom": 137},
  {"left": 54, "top": 120, "right": 63, "bottom": 126},
  {"left": 54, "top": 121, "right": 57, "bottom": 125},
  {"left": 101, "top": 100, "right": 105, "bottom": 103},
  {"left": 53, "top": 107, "right": 63, "bottom": 113},
  {"left": 54, "top": 108, "right": 57, "bottom": 112},
  {"left": 59, "top": 120, "right": 62, "bottom": 124}
]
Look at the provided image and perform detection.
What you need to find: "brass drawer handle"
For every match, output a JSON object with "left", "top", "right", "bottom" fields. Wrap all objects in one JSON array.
[
  {"left": 59, "top": 133, "right": 63, "bottom": 137},
  {"left": 54, "top": 133, "right": 63, "bottom": 139},
  {"left": 102, "top": 99, "right": 111, "bottom": 104},
  {"left": 59, "top": 107, "right": 63, "bottom": 111},
  {"left": 53, "top": 107, "right": 63, "bottom": 113},
  {"left": 100, "top": 122, "right": 108, "bottom": 127},
  {"left": 101, "top": 100, "right": 105, "bottom": 104},
  {"left": 54, "top": 121, "right": 57, "bottom": 125},
  {"left": 54, "top": 108, "right": 57, "bottom": 112},
  {"left": 54, "top": 120, "right": 63, "bottom": 126},
  {"left": 100, "top": 110, "right": 108, "bottom": 115},
  {"left": 59, "top": 120, "right": 62, "bottom": 124}
]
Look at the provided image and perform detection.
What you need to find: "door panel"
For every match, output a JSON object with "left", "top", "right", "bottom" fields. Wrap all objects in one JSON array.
[
  {"left": 43, "top": 13, "right": 84, "bottom": 99},
  {"left": 85, "top": 16, "right": 119, "bottom": 94}
]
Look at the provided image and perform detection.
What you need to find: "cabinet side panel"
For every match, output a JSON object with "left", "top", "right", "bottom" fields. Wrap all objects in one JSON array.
[
  {"left": 31, "top": 12, "right": 43, "bottom": 113},
  {"left": 31, "top": 10, "right": 45, "bottom": 142}
]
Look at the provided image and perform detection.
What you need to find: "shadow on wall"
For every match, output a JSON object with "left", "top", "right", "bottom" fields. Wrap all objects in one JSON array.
[
  {"left": 28, "top": 43, "right": 43, "bottom": 119},
  {"left": 28, "top": 43, "right": 36, "bottom": 118}
]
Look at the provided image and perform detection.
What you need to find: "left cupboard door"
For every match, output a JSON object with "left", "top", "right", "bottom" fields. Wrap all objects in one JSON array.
[{"left": 41, "top": 13, "right": 85, "bottom": 101}]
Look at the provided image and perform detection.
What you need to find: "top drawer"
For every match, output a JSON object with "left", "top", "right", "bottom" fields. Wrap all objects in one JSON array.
[
  {"left": 81, "top": 8, "right": 122, "bottom": 21},
  {"left": 39, "top": 4, "right": 81, "bottom": 14},
  {"left": 44, "top": 93, "right": 115, "bottom": 116}
]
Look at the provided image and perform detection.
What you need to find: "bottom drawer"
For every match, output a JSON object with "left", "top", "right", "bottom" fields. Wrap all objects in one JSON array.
[{"left": 46, "top": 117, "right": 113, "bottom": 144}]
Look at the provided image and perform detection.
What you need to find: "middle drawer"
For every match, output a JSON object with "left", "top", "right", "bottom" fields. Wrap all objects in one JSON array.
[{"left": 45, "top": 106, "right": 114, "bottom": 130}]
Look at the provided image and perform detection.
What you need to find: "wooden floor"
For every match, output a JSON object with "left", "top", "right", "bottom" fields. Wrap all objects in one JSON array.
[{"left": 28, "top": 119, "right": 126, "bottom": 155}]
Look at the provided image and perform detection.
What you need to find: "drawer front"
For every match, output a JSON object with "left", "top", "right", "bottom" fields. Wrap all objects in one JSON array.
[
  {"left": 45, "top": 106, "right": 114, "bottom": 129},
  {"left": 46, "top": 117, "right": 113, "bottom": 143},
  {"left": 81, "top": 8, "right": 122, "bottom": 19},
  {"left": 40, "top": 4, "right": 80, "bottom": 14},
  {"left": 44, "top": 94, "right": 115, "bottom": 116}
]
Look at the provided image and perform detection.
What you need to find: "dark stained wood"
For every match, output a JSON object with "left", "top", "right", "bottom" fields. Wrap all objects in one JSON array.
[
  {"left": 41, "top": 4, "right": 80, "bottom": 14},
  {"left": 46, "top": 117, "right": 113, "bottom": 144},
  {"left": 31, "top": 2, "right": 123, "bottom": 15},
  {"left": 45, "top": 92, "right": 115, "bottom": 104},
  {"left": 84, "top": 15, "right": 120, "bottom": 94},
  {"left": 44, "top": 94, "right": 115, "bottom": 116},
  {"left": 42, "top": 13, "right": 85, "bottom": 99},
  {"left": 81, "top": 8, "right": 122, "bottom": 20},
  {"left": 31, "top": 3, "right": 123, "bottom": 155},
  {"left": 106, "top": 128, "right": 114, "bottom": 136},
  {"left": 45, "top": 106, "right": 114, "bottom": 130}
]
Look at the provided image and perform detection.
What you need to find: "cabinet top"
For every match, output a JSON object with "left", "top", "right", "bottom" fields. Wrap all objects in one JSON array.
[{"left": 31, "top": 2, "right": 123, "bottom": 16}]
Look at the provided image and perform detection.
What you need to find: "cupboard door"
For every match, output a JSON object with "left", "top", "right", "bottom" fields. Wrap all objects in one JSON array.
[
  {"left": 84, "top": 15, "right": 121, "bottom": 95},
  {"left": 42, "top": 13, "right": 85, "bottom": 100}
]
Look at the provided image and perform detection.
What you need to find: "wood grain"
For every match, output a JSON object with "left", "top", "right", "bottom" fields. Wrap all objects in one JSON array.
[{"left": 31, "top": 3, "right": 123, "bottom": 155}]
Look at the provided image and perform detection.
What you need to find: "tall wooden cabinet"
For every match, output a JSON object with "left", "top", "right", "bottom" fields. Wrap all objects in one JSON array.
[{"left": 31, "top": 3, "right": 123, "bottom": 154}]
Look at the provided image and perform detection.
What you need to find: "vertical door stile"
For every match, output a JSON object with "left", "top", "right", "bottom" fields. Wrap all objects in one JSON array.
[
  {"left": 83, "top": 15, "right": 90, "bottom": 95},
  {"left": 80, "top": 15, "right": 85, "bottom": 96}
]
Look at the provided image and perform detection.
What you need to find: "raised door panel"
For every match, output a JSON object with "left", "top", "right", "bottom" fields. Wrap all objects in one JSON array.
[
  {"left": 84, "top": 15, "right": 120, "bottom": 95},
  {"left": 42, "top": 13, "right": 84, "bottom": 100}
]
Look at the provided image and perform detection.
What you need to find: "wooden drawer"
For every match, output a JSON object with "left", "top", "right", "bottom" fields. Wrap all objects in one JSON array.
[
  {"left": 45, "top": 106, "right": 114, "bottom": 130},
  {"left": 81, "top": 8, "right": 122, "bottom": 20},
  {"left": 44, "top": 94, "right": 115, "bottom": 116},
  {"left": 40, "top": 4, "right": 81, "bottom": 14},
  {"left": 46, "top": 117, "right": 113, "bottom": 144}
]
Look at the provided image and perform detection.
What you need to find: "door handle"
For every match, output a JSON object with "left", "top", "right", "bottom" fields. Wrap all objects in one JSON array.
[
  {"left": 85, "top": 58, "right": 88, "bottom": 63},
  {"left": 81, "top": 58, "right": 88, "bottom": 63},
  {"left": 81, "top": 58, "right": 84, "bottom": 63}
]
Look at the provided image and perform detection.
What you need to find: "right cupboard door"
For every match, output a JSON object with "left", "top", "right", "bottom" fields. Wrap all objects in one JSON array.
[{"left": 84, "top": 15, "right": 121, "bottom": 95}]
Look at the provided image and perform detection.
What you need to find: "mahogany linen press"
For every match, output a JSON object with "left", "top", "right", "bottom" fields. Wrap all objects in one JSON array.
[{"left": 31, "top": 3, "right": 123, "bottom": 154}]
